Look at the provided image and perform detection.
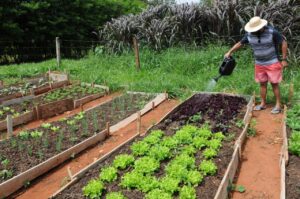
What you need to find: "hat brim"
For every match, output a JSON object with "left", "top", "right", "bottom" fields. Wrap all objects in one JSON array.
[{"left": 244, "top": 19, "right": 268, "bottom": 33}]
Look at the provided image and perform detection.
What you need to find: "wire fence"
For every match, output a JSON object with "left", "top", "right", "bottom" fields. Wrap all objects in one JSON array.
[{"left": 0, "top": 35, "right": 298, "bottom": 66}]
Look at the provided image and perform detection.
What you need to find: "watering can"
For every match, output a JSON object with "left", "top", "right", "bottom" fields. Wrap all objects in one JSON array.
[{"left": 213, "top": 56, "right": 236, "bottom": 82}]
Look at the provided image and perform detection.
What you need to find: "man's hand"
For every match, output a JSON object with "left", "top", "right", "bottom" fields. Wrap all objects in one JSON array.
[
  {"left": 281, "top": 60, "right": 288, "bottom": 68},
  {"left": 224, "top": 52, "right": 231, "bottom": 58}
]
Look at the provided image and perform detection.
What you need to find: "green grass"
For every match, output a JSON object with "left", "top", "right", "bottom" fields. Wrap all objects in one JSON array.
[{"left": 0, "top": 44, "right": 299, "bottom": 102}]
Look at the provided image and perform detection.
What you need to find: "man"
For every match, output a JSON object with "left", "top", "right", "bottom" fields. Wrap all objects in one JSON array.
[{"left": 225, "top": 16, "right": 288, "bottom": 114}]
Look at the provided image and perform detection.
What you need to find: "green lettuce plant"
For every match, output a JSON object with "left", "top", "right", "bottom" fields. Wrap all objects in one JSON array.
[
  {"left": 130, "top": 141, "right": 150, "bottom": 156},
  {"left": 99, "top": 166, "right": 118, "bottom": 183},
  {"left": 288, "top": 131, "right": 300, "bottom": 156},
  {"left": 199, "top": 160, "right": 217, "bottom": 176},
  {"left": 159, "top": 176, "right": 180, "bottom": 194},
  {"left": 203, "top": 148, "right": 218, "bottom": 159},
  {"left": 106, "top": 192, "right": 127, "bottom": 199},
  {"left": 145, "top": 189, "right": 172, "bottom": 199},
  {"left": 113, "top": 154, "right": 135, "bottom": 170},
  {"left": 148, "top": 145, "right": 171, "bottom": 161},
  {"left": 82, "top": 179, "right": 104, "bottom": 199},
  {"left": 179, "top": 185, "right": 196, "bottom": 199},
  {"left": 134, "top": 156, "right": 160, "bottom": 174}
]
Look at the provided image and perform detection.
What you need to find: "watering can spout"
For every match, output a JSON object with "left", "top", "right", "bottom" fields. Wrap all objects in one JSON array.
[{"left": 213, "top": 75, "right": 222, "bottom": 82}]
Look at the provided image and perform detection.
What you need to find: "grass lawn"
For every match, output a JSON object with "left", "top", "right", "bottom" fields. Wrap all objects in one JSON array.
[{"left": 0, "top": 44, "right": 299, "bottom": 102}]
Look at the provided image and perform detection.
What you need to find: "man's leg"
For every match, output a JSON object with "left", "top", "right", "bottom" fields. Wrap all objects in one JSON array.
[
  {"left": 260, "top": 82, "right": 268, "bottom": 107},
  {"left": 271, "top": 83, "right": 281, "bottom": 109}
]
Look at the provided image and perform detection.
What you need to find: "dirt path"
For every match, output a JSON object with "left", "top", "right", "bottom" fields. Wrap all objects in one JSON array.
[
  {"left": 13, "top": 92, "right": 122, "bottom": 134},
  {"left": 233, "top": 106, "right": 283, "bottom": 199},
  {"left": 13, "top": 99, "right": 179, "bottom": 199}
]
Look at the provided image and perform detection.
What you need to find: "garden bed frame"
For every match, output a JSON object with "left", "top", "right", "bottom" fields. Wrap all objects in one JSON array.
[
  {"left": 0, "top": 92, "right": 167, "bottom": 198},
  {"left": 280, "top": 106, "right": 288, "bottom": 199},
  {"left": 0, "top": 83, "right": 108, "bottom": 133},
  {"left": 0, "top": 71, "right": 70, "bottom": 105},
  {"left": 49, "top": 92, "right": 254, "bottom": 199}
]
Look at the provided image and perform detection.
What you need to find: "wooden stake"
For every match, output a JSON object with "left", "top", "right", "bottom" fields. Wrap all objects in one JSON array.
[
  {"left": 288, "top": 83, "right": 294, "bottom": 104},
  {"left": 80, "top": 104, "right": 84, "bottom": 112},
  {"left": 91, "top": 82, "right": 95, "bottom": 88},
  {"left": 56, "top": 37, "right": 61, "bottom": 67},
  {"left": 133, "top": 37, "right": 140, "bottom": 71},
  {"left": 253, "top": 91, "right": 256, "bottom": 106},
  {"left": 137, "top": 111, "right": 141, "bottom": 135},
  {"left": 106, "top": 122, "right": 110, "bottom": 136},
  {"left": 67, "top": 166, "right": 73, "bottom": 180},
  {"left": 30, "top": 88, "right": 34, "bottom": 96},
  {"left": 35, "top": 106, "right": 40, "bottom": 120},
  {"left": 152, "top": 101, "right": 155, "bottom": 110},
  {"left": 0, "top": 80, "right": 3, "bottom": 88},
  {"left": 7, "top": 115, "right": 13, "bottom": 138},
  {"left": 49, "top": 82, "right": 53, "bottom": 90}
]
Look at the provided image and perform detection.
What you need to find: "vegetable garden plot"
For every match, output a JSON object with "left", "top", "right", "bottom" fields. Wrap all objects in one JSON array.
[
  {"left": 0, "top": 84, "right": 106, "bottom": 134},
  {"left": 0, "top": 72, "right": 69, "bottom": 104},
  {"left": 281, "top": 104, "right": 300, "bottom": 199},
  {"left": 0, "top": 93, "right": 157, "bottom": 198},
  {"left": 52, "top": 93, "right": 250, "bottom": 199}
]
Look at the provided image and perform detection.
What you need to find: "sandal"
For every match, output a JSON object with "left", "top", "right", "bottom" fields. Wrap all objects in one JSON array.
[
  {"left": 254, "top": 105, "right": 266, "bottom": 111},
  {"left": 271, "top": 107, "right": 281, "bottom": 114}
]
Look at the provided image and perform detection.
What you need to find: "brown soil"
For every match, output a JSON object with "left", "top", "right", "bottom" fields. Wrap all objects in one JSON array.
[
  {"left": 12, "top": 99, "right": 179, "bottom": 199},
  {"left": 14, "top": 92, "right": 121, "bottom": 134},
  {"left": 0, "top": 85, "right": 105, "bottom": 122},
  {"left": 0, "top": 93, "right": 153, "bottom": 184},
  {"left": 286, "top": 155, "right": 300, "bottom": 199},
  {"left": 53, "top": 94, "right": 247, "bottom": 199},
  {"left": 286, "top": 128, "right": 300, "bottom": 199},
  {"left": 232, "top": 106, "right": 283, "bottom": 199}
]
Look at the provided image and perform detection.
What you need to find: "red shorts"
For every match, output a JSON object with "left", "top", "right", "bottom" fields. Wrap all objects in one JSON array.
[{"left": 255, "top": 62, "right": 283, "bottom": 83}]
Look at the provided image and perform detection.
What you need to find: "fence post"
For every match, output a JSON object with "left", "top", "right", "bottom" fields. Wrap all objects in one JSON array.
[
  {"left": 7, "top": 115, "right": 13, "bottom": 138},
  {"left": 137, "top": 111, "right": 141, "bottom": 135},
  {"left": 56, "top": 37, "right": 61, "bottom": 67},
  {"left": 133, "top": 37, "right": 140, "bottom": 71}
]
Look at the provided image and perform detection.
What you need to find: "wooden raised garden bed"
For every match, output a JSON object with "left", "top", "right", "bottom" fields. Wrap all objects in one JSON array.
[
  {"left": 280, "top": 105, "right": 300, "bottom": 199},
  {"left": 50, "top": 92, "right": 253, "bottom": 199},
  {"left": 0, "top": 83, "right": 108, "bottom": 134},
  {"left": 0, "top": 71, "right": 70, "bottom": 105},
  {"left": 0, "top": 92, "right": 167, "bottom": 198}
]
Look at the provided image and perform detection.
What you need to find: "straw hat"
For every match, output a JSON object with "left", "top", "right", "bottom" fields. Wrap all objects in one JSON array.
[{"left": 245, "top": 16, "right": 268, "bottom": 32}]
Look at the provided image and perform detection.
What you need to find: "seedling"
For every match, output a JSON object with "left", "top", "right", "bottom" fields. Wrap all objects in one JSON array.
[
  {"left": 41, "top": 123, "right": 51, "bottom": 129},
  {"left": 51, "top": 126, "right": 60, "bottom": 133},
  {"left": 235, "top": 119, "right": 244, "bottom": 128},
  {"left": 134, "top": 156, "right": 160, "bottom": 174}
]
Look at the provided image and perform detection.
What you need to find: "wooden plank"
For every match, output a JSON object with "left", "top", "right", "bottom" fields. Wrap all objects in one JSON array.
[
  {"left": 38, "top": 98, "right": 74, "bottom": 119},
  {"left": 0, "top": 92, "right": 24, "bottom": 104},
  {"left": 80, "top": 82, "right": 109, "bottom": 93},
  {"left": 33, "top": 84, "right": 51, "bottom": 95},
  {"left": 214, "top": 147, "right": 240, "bottom": 199},
  {"left": 73, "top": 93, "right": 104, "bottom": 109},
  {"left": 6, "top": 115, "right": 13, "bottom": 138},
  {"left": 0, "top": 111, "right": 34, "bottom": 132},
  {"left": 1, "top": 95, "right": 35, "bottom": 107},
  {"left": 282, "top": 105, "right": 288, "bottom": 165},
  {"left": 280, "top": 155, "right": 286, "bottom": 199}
]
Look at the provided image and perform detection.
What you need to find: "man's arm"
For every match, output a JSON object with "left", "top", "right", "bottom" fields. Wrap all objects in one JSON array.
[
  {"left": 281, "top": 40, "right": 288, "bottom": 67},
  {"left": 225, "top": 42, "right": 243, "bottom": 58}
]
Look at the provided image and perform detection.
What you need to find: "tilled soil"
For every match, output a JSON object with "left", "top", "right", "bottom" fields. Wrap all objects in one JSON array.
[
  {"left": 0, "top": 93, "right": 153, "bottom": 184},
  {"left": 54, "top": 93, "right": 247, "bottom": 199},
  {"left": 286, "top": 128, "right": 300, "bottom": 199},
  {"left": 0, "top": 85, "right": 104, "bottom": 121}
]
